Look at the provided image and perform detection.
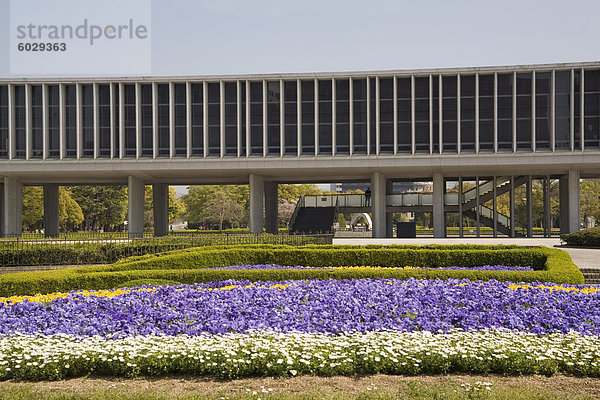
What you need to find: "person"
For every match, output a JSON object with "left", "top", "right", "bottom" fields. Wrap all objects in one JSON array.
[{"left": 364, "top": 187, "right": 371, "bottom": 206}]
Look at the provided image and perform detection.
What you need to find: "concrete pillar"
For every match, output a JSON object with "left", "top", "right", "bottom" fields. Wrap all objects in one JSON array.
[
  {"left": 371, "top": 172, "right": 386, "bottom": 238},
  {"left": 560, "top": 170, "right": 580, "bottom": 234},
  {"left": 527, "top": 176, "right": 533, "bottom": 238},
  {"left": 152, "top": 184, "right": 169, "bottom": 237},
  {"left": 264, "top": 181, "right": 278, "bottom": 234},
  {"left": 43, "top": 184, "right": 60, "bottom": 238},
  {"left": 128, "top": 176, "right": 145, "bottom": 238},
  {"left": 2, "top": 177, "right": 22, "bottom": 238},
  {"left": 568, "top": 170, "right": 580, "bottom": 233},
  {"left": 249, "top": 174, "right": 264, "bottom": 234},
  {"left": 386, "top": 180, "right": 393, "bottom": 238},
  {"left": 433, "top": 173, "right": 444, "bottom": 238}
]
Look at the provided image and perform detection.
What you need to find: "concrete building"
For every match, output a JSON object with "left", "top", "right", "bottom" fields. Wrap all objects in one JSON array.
[{"left": 0, "top": 61, "right": 596, "bottom": 238}]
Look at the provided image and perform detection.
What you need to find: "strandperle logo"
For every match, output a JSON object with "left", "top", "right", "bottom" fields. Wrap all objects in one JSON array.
[{"left": 15, "top": 19, "right": 149, "bottom": 45}]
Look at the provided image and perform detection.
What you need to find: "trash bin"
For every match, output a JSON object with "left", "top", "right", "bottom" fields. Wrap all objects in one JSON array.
[{"left": 396, "top": 222, "right": 416, "bottom": 238}]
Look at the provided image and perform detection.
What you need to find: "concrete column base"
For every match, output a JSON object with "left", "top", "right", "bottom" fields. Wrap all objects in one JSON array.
[
  {"left": 264, "top": 182, "right": 278, "bottom": 234},
  {"left": 249, "top": 174, "right": 264, "bottom": 234},
  {"left": 560, "top": 170, "right": 580, "bottom": 234},
  {"left": 153, "top": 184, "right": 169, "bottom": 237},
  {"left": 2, "top": 177, "right": 22, "bottom": 238},
  {"left": 43, "top": 184, "right": 60, "bottom": 238},
  {"left": 128, "top": 176, "right": 145, "bottom": 238},
  {"left": 371, "top": 172, "right": 386, "bottom": 238},
  {"left": 433, "top": 173, "right": 444, "bottom": 238}
]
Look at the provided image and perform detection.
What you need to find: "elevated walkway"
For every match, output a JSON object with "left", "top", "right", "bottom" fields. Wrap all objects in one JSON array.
[{"left": 289, "top": 176, "right": 530, "bottom": 237}]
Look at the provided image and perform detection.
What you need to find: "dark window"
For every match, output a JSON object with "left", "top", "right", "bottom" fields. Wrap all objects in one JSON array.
[
  {"left": 301, "top": 80, "right": 314, "bottom": 155},
  {"left": 97, "top": 84, "right": 111, "bottom": 157},
  {"left": 335, "top": 79, "right": 349, "bottom": 154},
  {"left": 190, "top": 83, "right": 203, "bottom": 156},
  {"left": 224, "top": 82, "right": 237, "bottom": 156},
  {"left": 379, "top": 78, "right": 394, "bottom": 153},
  {"left": 266, "top": 81, "right": 280, "bottom": 155},
  {"left": 516, "top": 73, "right": 532, "bottom": 151},
  {"left": 555, "top": 71, "right": 570, "bottom": 150},
  {"left": 460, "top": 75, "right": 475, "bottom": 152},
  {"left": 0, "top": 86, "right": 7, "bottom": 158},
  {"left": 478, "top": 74, "right": 494, "bottom": 152},
  {"left": 369, "top": 78, "right": 376, "bottom": 154},
  {"left": 584, "top": 69, "right": 600, "bottom": 149},
  {"left": 397, "top": 78, "right": 411, "bottom": 153},
  {"left": 157, "top": 84, "right": 170, "bottom": 156},
  {"left": 318, "top": 79, "right": 332, "bottom": 155},
  {"left": 207, "top": 83, "right": 220, "bottom": 156},
  {"left": 64, "top": 85, "right": 77, "bottom": 158},
  {"left": 81, "top": 85, "right": 94, "bottom": 157},
  {"left": 174, "top": 84, "right": 187, "bottom": 157},
  {"left": 123, "top": 84, "right": 136, "bottom": 157},
  {"left": 112, "top": 84, "right": 120, "bottom": 158},
  {"left": 14, "top": 86, "right": 26, "bottom": 158},
  {"left": 352, "top": 79, "right": 367, "bottom": 154},
  {"left": 414, "top": 77, "right": 430, "bottom": 153},
  {"left": 432, "top": 76, "right": 439, "bottom": 153},
  {"left": 31, "top": 86, "right": 43, "bottom": 158},
  {"left": 240, "top": 82, "right": 246, "bottom": 156},
  {"left": 140, "top": 84, "right": 153, "bottom": 157},
  {"left": 250, "top": 82, "right": 263, "bottom": 155},
  {"left": 497, "top": 73, "right": 513, "bottom": 151},
  {"left": 535, "top": 72, "right": 551, "bottom": 150},
  {"left": 284, "top": 81, "right": 298, "bottom": 155},
  {"left": 574, "top": 71, "right": 581, "bottom": 150},
  {"left": 442, "top": 76, "right": 457, "bottom": 153}
]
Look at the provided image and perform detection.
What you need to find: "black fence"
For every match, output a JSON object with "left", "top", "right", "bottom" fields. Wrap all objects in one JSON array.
[{"left": 0, "top": 233, "right": 332, "bottom": 267}]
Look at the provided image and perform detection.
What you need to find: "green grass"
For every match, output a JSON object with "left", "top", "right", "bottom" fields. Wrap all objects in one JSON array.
[{"left": 0, "top": 375, "right": 596, "bottom": 400}]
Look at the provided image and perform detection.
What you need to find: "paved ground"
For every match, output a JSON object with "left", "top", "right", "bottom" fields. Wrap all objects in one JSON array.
[{"left": 333, "top": 237, "right": 600, "bottom": 270}]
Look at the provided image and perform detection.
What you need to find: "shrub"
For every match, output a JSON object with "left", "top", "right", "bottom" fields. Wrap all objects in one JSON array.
[
  {"left": 561, "top": 227, "right": 600, "bottom": 247},
  {"left": 0, "top": 234, "right": 328, "bottom": 267},
  {"left": 117, "top": 279, "right": 181, "bottom": 288},
  {"left": 0, "top": 245, "right": 583, "bottom": 296}
]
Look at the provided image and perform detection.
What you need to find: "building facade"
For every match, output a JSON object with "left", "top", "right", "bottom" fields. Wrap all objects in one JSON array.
[{"left": 0, "top": 61, "right": 597, "bottom": 237}]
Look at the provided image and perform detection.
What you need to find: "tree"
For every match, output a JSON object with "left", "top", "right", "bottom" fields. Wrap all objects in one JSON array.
[
  {"left": 59, "top": 189, "right": 84, "bottom": 230},
  {"left": 183, "top": 185, "right": 249, "bottom": 227},
  {"left": 22, "top": 187, "right": 84, "bottom": 232},
  {"left": 278, "top": 184, "right": 323, "bottom": 203},
  {"left": 581, "top": 179, "right": 600, "bottom": 226},
  {"left": 69, "top": 186, "right": 128, "bottom": 231},
  {"left": 199, "top": 190, "right": 244, "bottom": 230},
  {"left": 22, "top": 187, "right": 44, "bottom": 230},
  {"left": 278, "top": 198, "right": 296, "bottom": 227},
  {"left": 143, "top": 186, "right": 187, "bottom": 228}
]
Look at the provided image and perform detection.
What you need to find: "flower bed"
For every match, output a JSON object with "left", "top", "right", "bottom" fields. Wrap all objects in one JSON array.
[
  {"left": 0, "top": 278, "right": 599, "bottom": 337},
  {"left": 210, "top": 264, "right": 535, "bottom": 271},
  {"left": 1, "top": 330, "right": 600, "bottom": 381}
]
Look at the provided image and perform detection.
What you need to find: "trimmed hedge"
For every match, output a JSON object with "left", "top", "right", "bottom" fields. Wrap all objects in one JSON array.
[
  {"left": 0, "top": 245, "right": 583, "bottom": 296},
  {"left": 0, "top": 235, "right": 327, "bottom": 267},
  {"left": 561, "top": 227, "right": 600, "bottom": 247}
]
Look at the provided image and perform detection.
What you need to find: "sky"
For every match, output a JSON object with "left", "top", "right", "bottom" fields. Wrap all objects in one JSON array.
[
  {"left": 1, "top": 0, "right": 599, "bottom": 78},
  {"left": 2, "top": 0, "right": 598, "bottom": 195}
]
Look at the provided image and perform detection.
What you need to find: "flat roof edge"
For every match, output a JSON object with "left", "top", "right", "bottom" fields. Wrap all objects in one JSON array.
[{"left": 1, "top": 61, "right": 599, "bottom": 83}]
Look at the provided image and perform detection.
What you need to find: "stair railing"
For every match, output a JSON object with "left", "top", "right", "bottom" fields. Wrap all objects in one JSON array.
[{"left": 288, "top": 195, "right": 304, "bottom": 234}]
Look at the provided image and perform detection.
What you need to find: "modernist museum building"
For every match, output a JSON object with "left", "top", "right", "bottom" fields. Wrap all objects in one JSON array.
[{"left": 0, "top": 61, "right": 597, "bottom": 238}]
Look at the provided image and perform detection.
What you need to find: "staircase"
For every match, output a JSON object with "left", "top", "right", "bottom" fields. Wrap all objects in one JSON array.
[
  {"left": 463, "top": 208, "right": 526, "bottom": 237},
  {"left": 461, "top": 176, "right": 528, "bottom": 236},
  {"left": 580, "top": 269, "right": 600, "bottom": 285},
  {"left": 289, "top": 207, "right": 337, "bottom": 234}
]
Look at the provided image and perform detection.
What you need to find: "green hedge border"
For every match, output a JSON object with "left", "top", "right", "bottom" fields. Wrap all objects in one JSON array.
[
  {"left": 561, "top": 227, "right": 600, "bottom": 247},
  {"left": 0, "top": 245, "right": 583, "bottom": 296}
]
